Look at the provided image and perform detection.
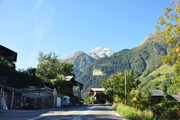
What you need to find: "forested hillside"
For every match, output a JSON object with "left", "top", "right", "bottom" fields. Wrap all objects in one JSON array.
[
  {"left": 66, "top": 51, "right": 96, "bottom": 78},
  {"left": 77, "top": 32, "right": 176, "bottom": 94}
]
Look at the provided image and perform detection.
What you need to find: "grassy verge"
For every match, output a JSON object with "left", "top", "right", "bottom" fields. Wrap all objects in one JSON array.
[{"left": 112, "top": 103, "right": 153, "bottom": 120}]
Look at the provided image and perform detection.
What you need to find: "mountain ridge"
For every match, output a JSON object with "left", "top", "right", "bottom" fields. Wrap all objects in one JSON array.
[
  {"left": 65, "top": 51, "right": 96, "bottom": 78},
  {"left": 76, "top": 32, "right": 175, "bottom": 95},
  {"left": 65, "top": 47, "right": 115, "bottom": 78}
]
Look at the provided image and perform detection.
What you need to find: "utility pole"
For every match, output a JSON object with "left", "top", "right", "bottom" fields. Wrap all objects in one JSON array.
[{"left": 125, "top": 70, "right": 127, "bottom": 105}]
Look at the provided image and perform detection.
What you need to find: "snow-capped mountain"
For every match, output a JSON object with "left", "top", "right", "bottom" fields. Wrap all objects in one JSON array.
[{"left": 89, "top": 47, "right": 115, "bottom": 59}]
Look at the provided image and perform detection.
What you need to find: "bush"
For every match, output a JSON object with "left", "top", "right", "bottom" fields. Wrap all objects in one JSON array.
[
  {"left": 151, "top": 102, "right": 180, "bottom": 119},
  {"left": 84, "top": 96, "right": 95, "bottom": 104},
  {"left": 129, "top": 90, "right": 151, "bottom": 110},
  {"left": 113, "top": 102, "right": 153, "bottom": 120}
]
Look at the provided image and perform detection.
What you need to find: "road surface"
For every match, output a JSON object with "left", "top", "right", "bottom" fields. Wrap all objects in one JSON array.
[{"left": 0, "top": 104, "right": 126, "bottom": 120}]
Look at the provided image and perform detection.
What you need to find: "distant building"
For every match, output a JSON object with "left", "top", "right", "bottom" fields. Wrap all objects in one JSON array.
[
  {"left": 149, "top": 90, "right": 164, "bottom": 104},
  {"left": 167, "top": 95, "right": 180, "bottom": 103},
  {"left": 89, "top": 88, "right": 112, "bottom": 104}
]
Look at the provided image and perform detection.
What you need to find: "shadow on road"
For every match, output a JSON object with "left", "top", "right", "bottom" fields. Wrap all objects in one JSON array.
[{"left": 0, "top": 104, "right": 126, "bottom": 120}]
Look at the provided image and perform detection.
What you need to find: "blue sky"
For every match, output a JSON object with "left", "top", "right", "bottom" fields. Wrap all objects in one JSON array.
[{"left": 0, "top": 0, "right": 171, "bottom": 69}]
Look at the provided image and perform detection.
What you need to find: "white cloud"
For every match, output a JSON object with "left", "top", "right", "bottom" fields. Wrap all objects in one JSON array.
[
  {"left": 34, "top": 25, "right": 45, "bottom": 47},
  {"left": 30, "top": 0, "right": 44, "bottom": 18},
  {"left": 29, "top": 0, "right": 55, "bottom": 63},
  {"left": 30, "top": 51, "right": 38, "bottom": 59}
]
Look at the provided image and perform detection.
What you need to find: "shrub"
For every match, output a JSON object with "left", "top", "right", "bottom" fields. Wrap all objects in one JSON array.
[
  {"left": 129, "top": 90, "right": 151, "bottom": 110},
  {"left": 151, "top": 102, "right": 180, "bottom": 119},
  {"left": 113, "top": 103, "right": 153, "bottom": 120},
  {"left": 84, "top": 96, "right": 95, "bottom": 104}
]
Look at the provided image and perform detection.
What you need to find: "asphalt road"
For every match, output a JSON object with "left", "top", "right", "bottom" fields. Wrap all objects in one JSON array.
[{"left": 0, "top": 104, "right": 126, "bottom": 120}]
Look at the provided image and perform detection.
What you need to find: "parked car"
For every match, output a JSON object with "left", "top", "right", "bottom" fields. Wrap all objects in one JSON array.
[{"left": 63, "top": 96, "right": 70, "bottom": 106}]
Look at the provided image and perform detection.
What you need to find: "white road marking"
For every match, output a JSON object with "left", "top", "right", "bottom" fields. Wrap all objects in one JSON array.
[
  {"left": 115, "top": 112, "right": 120, "bottom": 117},
  {"left": 28, "top": 115, "right": 45, "bottom": 120},
  {"left": 28, "top": 111, "right": 61, "bottom": 120},
  {"left": 73, "top": 105, "right": 97, "bottom": 120},
  {"left": 29, "top": 105, "right": 122, "bottom": 120}
]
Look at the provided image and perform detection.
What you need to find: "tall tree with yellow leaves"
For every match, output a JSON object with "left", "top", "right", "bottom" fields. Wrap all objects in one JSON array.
[{"left": 156, "top": 0, "right": 180, "bottom": 93}]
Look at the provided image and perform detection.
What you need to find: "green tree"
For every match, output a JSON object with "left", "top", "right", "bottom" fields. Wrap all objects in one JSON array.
[
  {"left": 102, "top": 72, "right": 124, "bottom": 102},
  {"left": 60, "top": 62, "right": 74, "bottom": 76},
  {"left": 0, "top": 56, "right": 43, "bottom": 88},
  {"left": 13, "top": 68, "right": 43, "bottom": 88},
  {"left": 151, "top": 102, "right": 180, "bottom": 119},
  {"left": 36, "top": 52, "right": 74, "bottom": 92},
  {"left": 84, "top": 96, "right": 95, "bottom": 104},
  {"left": 102, "top": 70, "right": 138, "bottom": 103},
  {"left": 36, "top": 52, "right": 61, "bottom": 82},
  {"left": 125, "top": 70, "right": 136, "bottom": 94},
  {"left": 156, "top": 1, "right": 180, "bottom": 83},
  {"left": 130, "top": 90, "right": 151, "bottom": 110},
  {"left": 0, "top": 57, "right": 14, "bottom": 72}
]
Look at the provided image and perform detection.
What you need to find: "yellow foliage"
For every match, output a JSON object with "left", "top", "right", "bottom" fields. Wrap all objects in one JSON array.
[
  {"left": 175, "top": 27, "right": 180, "bottom": 32},
  {"left": 164, "top": 28, "right": 171, "bottom": 35},
  {"left": 155, "top": 26, "right": 160, "bottom": 31},
  {"left": 158, "top": 16, "right": 165, "bottom": 25},
  {"left": 163, "top": 55, "right": 172, "bottom": 64},
  {"left": 165, "top": 37, "right": 174, "bottom": 44},
  {"left": 176, "top": 47, "right": 180, "bottom": 54},
  {"left": 175, "top": 5, "right": 180, "bottom": 14},
  {"left": 176, "top": 16, "right": 180, "bottom": 22},
  {"left": 166, "top": 22, "right": 173, "bottom": 28},
  {"left": 133, "top": 97, "right": 137, "bottom": 101},
  {"left": 165, "top": 8, "right": 172, "bottom": 13}
]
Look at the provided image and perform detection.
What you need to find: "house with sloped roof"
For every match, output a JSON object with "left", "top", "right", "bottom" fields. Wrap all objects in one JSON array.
[
  {"left": 149, "top": 90, "right": 164, "bottom": 104},
  {"left": 0, "top": 45, "right": 18, "bottom": 84},
  {"left": 64, "top": 76, "right": 83, "bottom": 105},
  {"left": 89, "top": 88, "right": 112, "bottom": 104},
  {"left": 0, "top": 45, "right": 17, "bottom": 64},
  {"left": 172, "top": 95, "right": 180, "bottom": 102},
  {"left": 0, "top": 45, "right": 20, "bottom": 110},
  {"left": 21, "top": 86, "right": 56, "bottom": 109},
  {"left": 167, "top": 95, "right": 180, "bottom": 103}
]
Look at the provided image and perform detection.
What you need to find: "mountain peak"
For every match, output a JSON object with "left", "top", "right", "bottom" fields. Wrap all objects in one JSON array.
[
  {"left": 89, "top": 46, "right": 115, "bottom": 59},
  {"left": 65, "top": 51, "right": 96, "bottom": 77},
  {"left": 67, "top": 51, "right": 85, "bottom": 59},
  {"left": 140, "top": 34, "right": 154, "bottom": 45}
]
